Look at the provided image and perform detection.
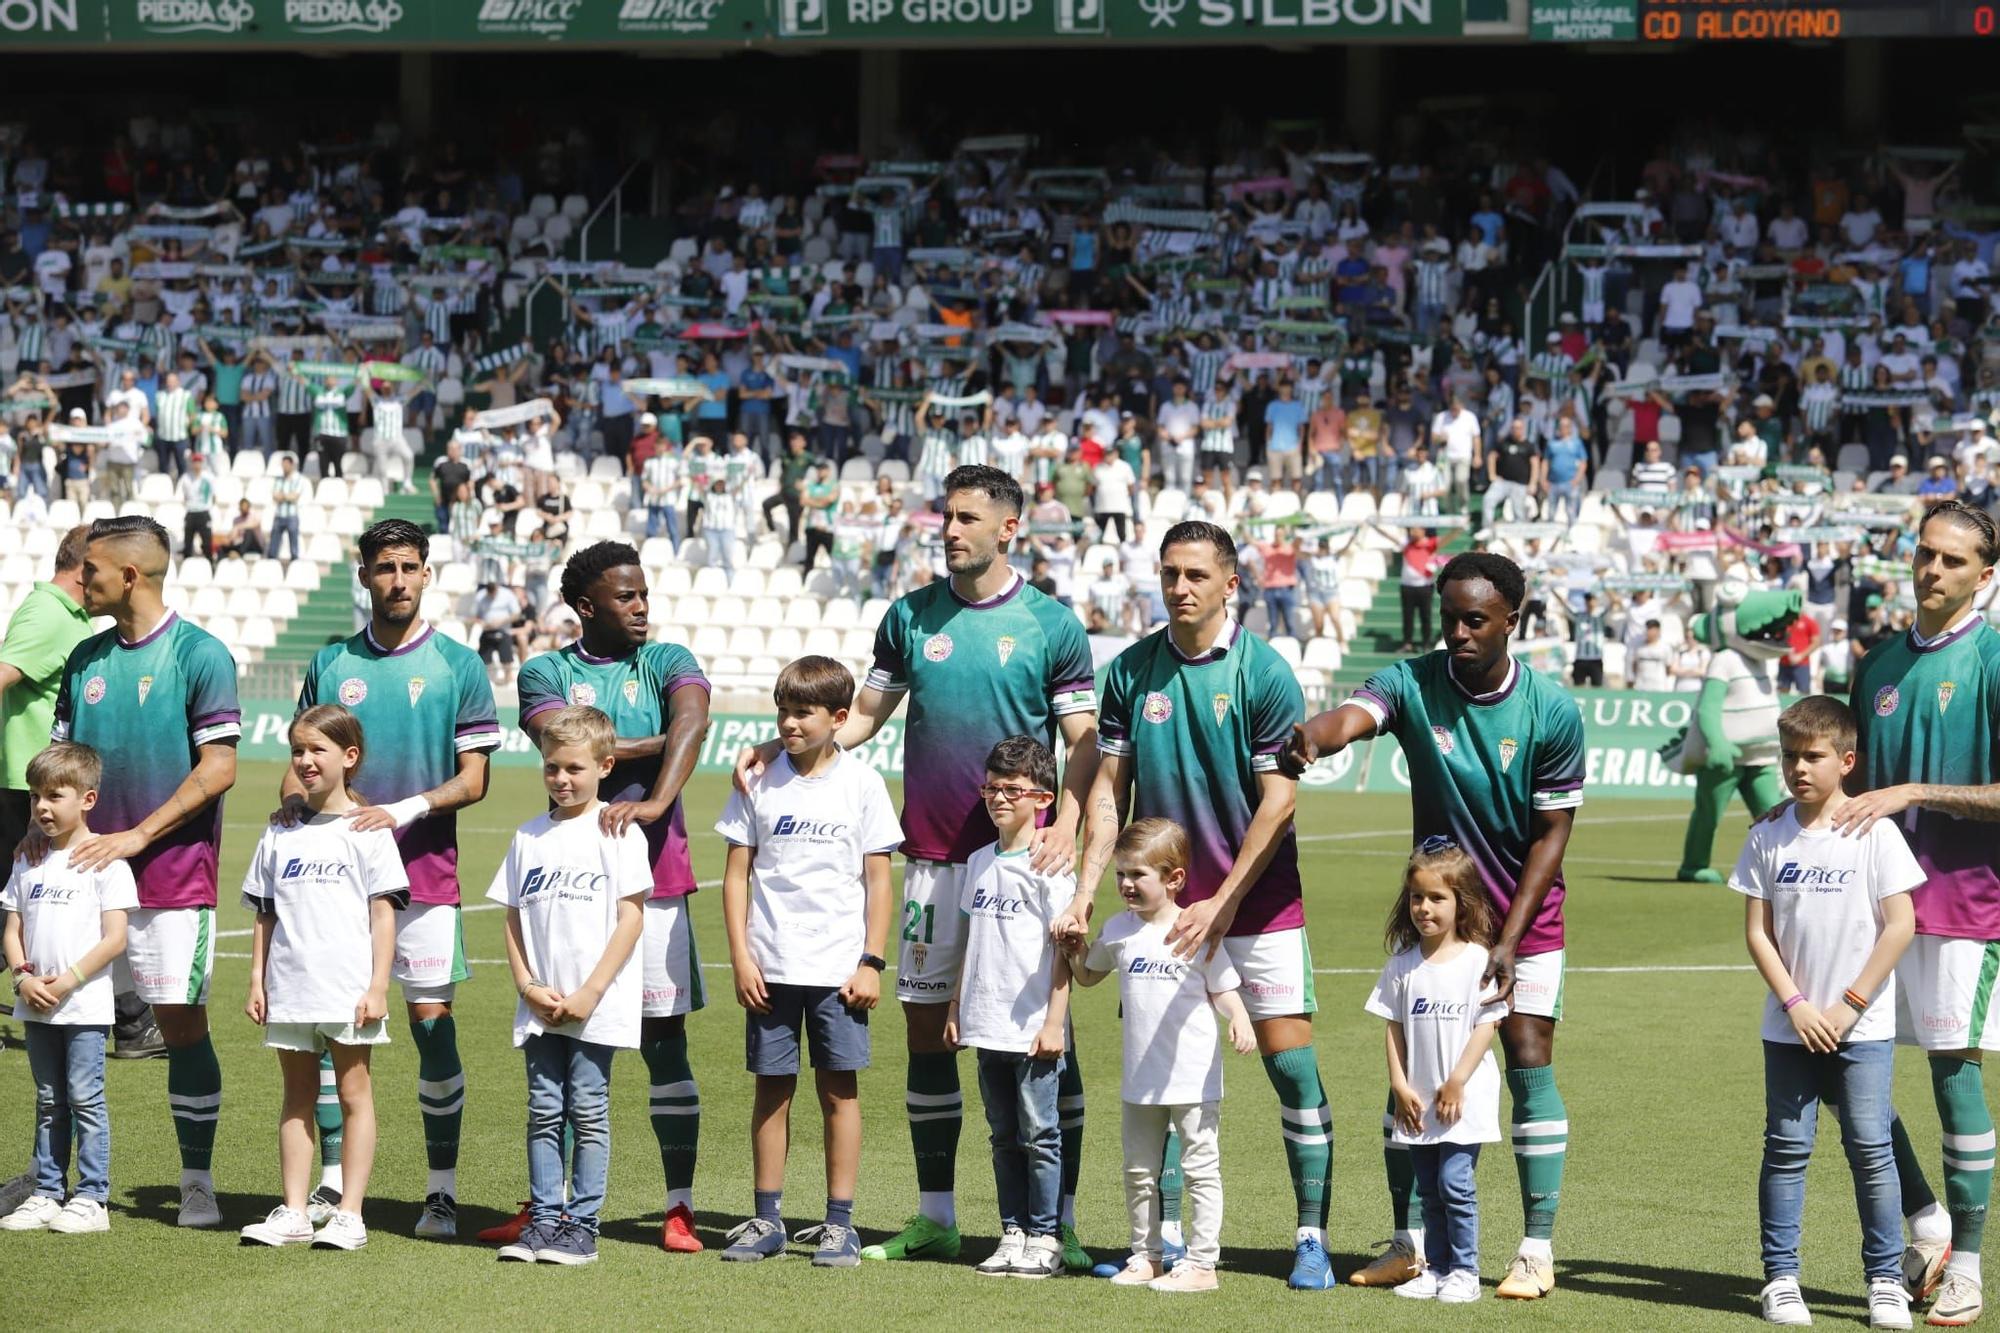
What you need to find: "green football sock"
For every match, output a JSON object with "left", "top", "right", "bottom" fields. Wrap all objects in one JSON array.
[
  {"left": 643, "top": 1032, "right": 700, "bottom": 1203},
  {"left": 1159, "top": 1129, "right": 1184, "bottom": 1225},
  {"left": 1383, "top": 1092, "right": 1416, "bottom": 1231},
  {"left": 1264, "top": 1046, "right": 1332, "bottom": 1231},
  {"left": 316, "top": 1050, "right": 343, "bottom": 1166},
  {"left": 907, "top": 1050, "right": 963, "bottom": 1198},
  {"left": 166, "top": 1035, "right": 222, "bottom": 1172},
  {"left": 1933, "top": 1058, "right": 1996, "bottom": 1254},
  {"left": 411, "top": 1015, "right": 465, "bottom": 1173},
  {"left": 1058, "top": 1047, "right": 1084, "bottom": 1224},
  {"left": 1890, "top": 1112, "right": 1942, "bottom": 1218},
  {"left": 1509, "top": 1064, "right": 1568, "bottom": 1242}
]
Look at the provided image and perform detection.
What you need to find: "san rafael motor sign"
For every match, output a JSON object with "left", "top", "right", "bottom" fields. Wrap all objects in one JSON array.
[{"left": 1529, "top": 0, "right": 1635, "bottom": 39}]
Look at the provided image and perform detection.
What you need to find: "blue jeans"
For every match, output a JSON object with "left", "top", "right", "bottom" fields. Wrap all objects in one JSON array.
[
  {"left": 1313, "top": 452, "right": 1345, "bottom": 501},
  {"left": 524, "top": 1032, "right": 615, "bottom": 1232},
  {"left": 1264, "top": 586, "right": 1299, "bottom": 638},
  {"left": 646, "top": 504, "right": 681, "bottom": 544},
  {"left": 20, "top": 460, "right": 48, "bottom": 500},
  {"left": 1409, "top": 1141, "right": 1481, "bottom": 1274},
  {"left": 1547, "top": 479, "right": 1581, "bottom": 525},
  {"left": 977, "top": 1047, "right": 1064, "bottom": 1236},
  {"left": 270, "top": 515, "right": 300, "bottom": 561},
  {"left": 1760, "top": 1039, "right": 1900, "bottom": 1281},
  {"left": 25, "top": 1023, "right": 110, "bottom": 1202},
  {"left": 1682, "top": 449, "right": 1719, "bottom": 480}
]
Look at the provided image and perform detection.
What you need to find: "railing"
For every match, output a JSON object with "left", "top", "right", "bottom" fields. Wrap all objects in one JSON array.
[
  {"left": 1523, "top": 153, "right": 1614, "bottom": 351},
  {"left": 578, "top": 161, "right": 645, "bottom": 265}
]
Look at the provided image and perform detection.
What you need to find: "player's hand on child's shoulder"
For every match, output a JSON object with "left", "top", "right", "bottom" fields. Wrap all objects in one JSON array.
[
  {"left": 270, "top": 793, "right": 310, "bottom": 828},
  {"left": 732, "top": 740, "right": 779, "bottom": 795}
]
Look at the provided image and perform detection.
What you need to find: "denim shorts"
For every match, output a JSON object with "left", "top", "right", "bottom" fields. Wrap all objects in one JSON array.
[{"left": 746, "top": 983, "right": 870, "bottom": 1075}]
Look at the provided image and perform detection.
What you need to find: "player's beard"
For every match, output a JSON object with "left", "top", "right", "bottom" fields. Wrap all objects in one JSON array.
[{"left": 377, "top": 597, "right": 418, "bottom": 626}]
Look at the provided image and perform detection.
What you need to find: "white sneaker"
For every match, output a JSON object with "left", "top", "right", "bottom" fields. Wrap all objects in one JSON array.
[
  {"left": 0, "top": 1195, "right": 63, "bottom": 1231},
  {"left": 304, "top": 1184, "right": 342, "bottom": 1228},
  {"left": 1869, "top": 1277, "right": 1913, "bottom": 1330},
  {"left": 413, "top": 1193, "right": 457, "bottom": 1240},
  {"left": 1904, "top": 1238, "right": 1953, "bottom": 1303},
  {"left": 178, "top": 1180, "right": 223, "bottom": 1229},
  {"left": 1761, "top": 1276, "right": 1814, "bottom": 1326},
  {"left": 976, "top": 1228, "right": 1027, "bottom": 1277},
  {"left": 1009, "top": 1233, "right": 1064, "bottom": 1280},
  {"left": 1395, "top": 1270, "right": 1443, "bottom": 1300},
  {"left": 312, "top": 1210, "right": 368, "bottom": 1250},
  {"left": 1438, "top": 1269, "right": 1482, "bottom": 1304},
  {"left": 1926, "top": 1270, "right": 1984, "bottom": 1327},
  {"left": 49, "top": 1197, "right": 109, "bottom": 1234},
  {"left": 240, "top": 1206, "right": 314, "bottom": 1247}
]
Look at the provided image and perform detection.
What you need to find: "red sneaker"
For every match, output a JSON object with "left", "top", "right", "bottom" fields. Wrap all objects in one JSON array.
[
  {"left": 477, "top": 1203, "right": 532, "bottom": 1246},
  {"left": 662, "top": 1203, "right": 704, "bottom": 1253}
]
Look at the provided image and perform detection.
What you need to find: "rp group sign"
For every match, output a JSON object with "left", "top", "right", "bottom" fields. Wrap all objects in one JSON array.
[{"left": 777, "top": 0, "right": 1464, "bottom": 38}]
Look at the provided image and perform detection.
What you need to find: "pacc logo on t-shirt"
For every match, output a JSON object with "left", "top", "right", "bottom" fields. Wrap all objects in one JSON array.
[
  {"left": 1410, "top": 996, "right": 1470, "bottom": 1019},
  {"left": 1125, "top": 955, "right": 1187, "bottom": 982},
  {"left": 283, "top": 857, "right": 350, "bottom": 880},
  {"left": 773, "top": 814, "right": 850, "bottom": 841},
  {"left": 521, "top": 865, "right": 611, "bottom": 900},
  {"left": 24, "top": 881, "right": 83, "bottom": 904},
  {"left": 1775, "top": 861, "right": 1855, "bottom": 893},
  {"left": 970, "top": 887, "right": 1030, "bottom": 920}
]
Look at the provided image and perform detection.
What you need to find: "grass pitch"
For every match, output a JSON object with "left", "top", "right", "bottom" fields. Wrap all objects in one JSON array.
[{"left": 0, "top": 765, "right": 1955, "bottom": 1328}]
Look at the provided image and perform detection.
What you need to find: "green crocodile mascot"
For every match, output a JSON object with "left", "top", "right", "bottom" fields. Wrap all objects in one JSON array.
[{"left": 1658, "top": 584, "right": 1803, "bottom": 883}]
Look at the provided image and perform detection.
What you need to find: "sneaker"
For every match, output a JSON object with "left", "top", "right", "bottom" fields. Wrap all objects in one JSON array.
[
  {"left": 305, "top": 1185, "right": 343, "bottom": 1228},
  {"left": 1906, "top": 1239, "right": 1955, "bottom": 1303},
  {"left": 1148, "top": 1260, "right": 1219, "bottom": 1294},
  {"left": 1289, "top": 1234, "right": 1336, "bottom": 1291},
  {"left": 1348, "top": 1236, "right": 1423, "bottom": 1287},
  {"left": 798, "top": 1221, "right": 861, "bottom": 1269},
  {"left": 1395, "top": 1270, "right": 1444, "bottom": 1300},
  {"left": 661, "top": 1202, "right": 703, "bottom": 1253},
  {"left": 975, "top": 1228, "right": 1027, "bottom": 1277},
  {"left": 1760, "top": 1276, "right": 1814, "bottom": 1326},
  {"left": 178, "top": 1180, "right": 223, "bottom": 1230},
  {"left": 49, "top": 1197, "right": 110, "bottom": 1235},
  {"left": 312, "top": 1210, "right": 369, "bottom": 1251},
  {"left": 240, "top": 1206, "right": 314, "bottom": 1247},
  {"left": 109, "top": 1016, "right": 166, "bottom": 1059},
  {"left": 1010, "top": 1233, "right": 1064, "bottom": 1280},
  {"left": 861, "top": 1213, "right": 963, "bottom": 1262},
  {"left": 1871, "top": 1277, "right": 1915, "bottom": 1330},
  {"left": 1496, "top": 1251, "right": 1556, "bottom": 1300},
  {"left": 0, "top": 1195, "right": 63, "bottom": 1231},
  {"left": 479, "top": 1202, "right": 533, "bottom": 1246},
  {"left": 720, "top": 1217, "right": 787, "bottom": 1263},
  {"left": 1110, "top": 1254, "right": 1167, "bottom": 1286},
  {"left": 1927, "top": 1271, "right": 1983, "bottom": 1327},
  {"left": 1059, "top": 1222, "right": 1090, "bottom": 1273},
  {"left": 1438, "top": 1269, "right": 1483, "bottom": 1304},
  {"left": 0, "top": 1173, "right": 36, "bottom": 1218},
  {"left": 414, "top": 1193, "right": 457, "bottom": 1240},
  {"left": 497, "top": 1218, "right": 550, "bottom": 1263},
  {"left": 535, "top": 1219, "right": 599, "bottom": 1266}
]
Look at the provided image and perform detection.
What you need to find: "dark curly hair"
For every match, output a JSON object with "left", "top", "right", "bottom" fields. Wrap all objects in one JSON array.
[
  {"left": 358, "top": 518, "right": 429, "bottom": 567},
  {"left": 559, "top": 540, "right": 644, "bottom": 611},
  {"left": 1435, "top": 551, "right": 1526, "bottom": 610}
]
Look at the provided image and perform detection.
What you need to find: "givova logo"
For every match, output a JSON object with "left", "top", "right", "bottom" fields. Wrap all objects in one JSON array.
[{"left": 1775, "top": 861, "right": 1855, "bottom": 890}]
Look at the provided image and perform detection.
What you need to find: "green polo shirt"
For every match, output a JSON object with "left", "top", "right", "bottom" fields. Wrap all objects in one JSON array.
[{"left": 1, "top": 582, "right": 93, "bottom": 790}]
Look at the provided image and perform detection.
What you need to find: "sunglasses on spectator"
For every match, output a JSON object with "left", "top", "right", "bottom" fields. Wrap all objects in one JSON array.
[{"left": 978, "top": 783, "right": 1051, "bottom": 802}]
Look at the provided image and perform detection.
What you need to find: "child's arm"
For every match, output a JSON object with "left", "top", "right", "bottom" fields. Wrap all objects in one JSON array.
[
  {"left": 1824, "top": 889, "right": 1916, "bottom": 1044},
  {"left": 23, "top": 906, "right": 131, "bottom": 1016},
  {"left": 1211, "top": 987, "right": 1257, "bottom": 1054},
  {"left": 550, "top": 894, "right": 646, "bottom": 1027},
  {"left": 1030, "top": 948, "right": 1071, "bottom": 1060},
  {"left": 1384, "top": 1020, "right": 1424, "bottom": 1135},
  {"left": 504, "top": 905, "right": 561, "bottom": 1026},
  {"left": 721, "top": 842, "right": 767, "bottom": 1013},
  {"left": 1745, "top": 895, "right": 1841, "bottom": 1053},
  {"left": 357, "top": 896, "right": 394, "bottom": 1027},
  {"left": 245, "top": 909, "right": 275, "bottom": 1025},
  {"left": 839, "top": 850, "right": 894, "bottom": 1012},
  {"left": 1435, "top": 1019, "right": 1499, "bottom": 1127}
]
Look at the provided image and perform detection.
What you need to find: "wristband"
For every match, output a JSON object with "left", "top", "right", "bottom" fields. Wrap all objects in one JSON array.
[
  {"left": 1844, "top": 988, "right": 1871, "bottom": 1015},
  {"left": 384, "top": 795, "right": 432, "bottom": 830},
  {"left": 1782, "top": 993, "right": 1807, "bottom": 1012},
  {"left": 69, "top": 964, "right": 87, "bottom": 988},
  {"left": 521, "top": 977, "right": 547, "bottom": 997}
]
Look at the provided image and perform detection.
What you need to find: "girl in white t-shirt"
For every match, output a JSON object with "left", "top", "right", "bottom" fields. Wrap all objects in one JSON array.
[
  {"left": 1364, "top": 840, "right": 1509, "bottom": 1305},
  {"left": 239, "top": 705, "right": 408, "bottom": 1252},
  {"left": 1070, "top": 819, "right": 1255, "bottom": 1294}
]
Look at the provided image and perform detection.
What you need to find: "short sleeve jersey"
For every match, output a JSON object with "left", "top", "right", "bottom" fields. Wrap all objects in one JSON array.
[
  {"left": 1348, "top": 654, "right": 1586, "bottom": 955},
  {"left": 517, "top": 640, "right": 710, "bottom": 899},
  {"left": 867, "top": 573, "right": 1097, "bottom": 865},
  {"left": 1098, "top": 620, "right": 1305, "bottom": 936},
  {"left": 298, "top": 624, "right": 502, "bottom": 906},
  {"left": 1850, "top": 615, "right": 2000, "bottom": 939},
  {"left": 0, "top": 582, "right": 93, "bottom": 791},
  {"left": 52, "top": 613, "right": 241, "bottom": 908}
]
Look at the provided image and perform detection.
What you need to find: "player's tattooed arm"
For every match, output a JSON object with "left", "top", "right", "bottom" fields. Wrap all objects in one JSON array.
[
  {"left": 1061, "top": 753, "right": 1132, "bottom": 940},
  {"left": 75, "top": 741, "right": 238, "bottom": 872},
  {"left": 1832, "top": 781, "right": 2000, "bottom": 836},
  {"left": 1911, "top": 783, "right": 2000, "bottom": 822}
]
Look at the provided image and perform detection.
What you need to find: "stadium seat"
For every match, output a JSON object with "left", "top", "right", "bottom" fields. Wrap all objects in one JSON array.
[
  {"left": 572, "top": 479, "right": 607, "bottom": 511},
  {"left": 528, "top": 193, "right": 557, "bottom": 220},
  {"left": 43, "top": 499, "right": 81, "bottom": 530},
  {"left": 139, "top": 474, "right": 175, "bottom": 503},
  {"left": 582, "top": 510, "right": 622, "bottom": 540},
  {"left": 691, "top": 566, "right": 730, "bottom": 597},
  {"left": 691, "top": 625, "right": 729, "bottom": 659},
  {"left": 1339, "top": 492, "right": 1377, "bottom": 520},
  {"left": 747, "top": 597, "right": 784, "bottom": 628},
  {"left": 639, "top": 537, "right": 678, "bottom": 568},
  {"left": 81, "top": 500, "right": 115, "bottom": 524},
  {"left": 420, "top": 589, "right": 451, "bottom": 621},
  {"left": 860, "top": 597, "right": 890, "bottom": 628},
  {"left": 1264, "top": 492, "right": 1300, "bottom": 520},
  {"left": 726, "top": 626, "right": 765, "bottom": 658},
  {"left": 672, "top": 594, "right": 711, "bottom": 625},
  {"left": 651, "top": 621, "right": 691, "bottom": 647},
  {"left": 1304, "top": 491, "right": 1342, "bottom": 522},
  {"left": 711, "top": 595, "right": 749, "bottom": 625},
  {"left": 651, "top": 564, "right": 692, "bottom": 597},
  {"left": 561, "top": 193, "right": 590, "bottom": 223},
  {"left": 764, "top": 567, "right": 803, "bottom": 599},
  {"left": 212, "top": 559, "right": 248, "bottom": 589},
  {"left": 840, "top": 458, "right": 873, "bottom": 482},
  {"left": 162, "top": 584, "right": 190, "bottom": 614},
  {"left": 540, "top": 215, "right": 573, "bottom": 247},
  {"left": 588, "top": 457, "right": 624, "bottom": 481},
  {"left": 437, "top": 561, "right": 477, "bottom": 595},
  {"left": 191, "top": 586, "right": 226, "bottom": 618},
  {"left": 240, "top": 616, "right": 276, "bottom": 650},
  {"left": 263, "top": 588, "right": 300, "bottom": 620},
  {"left": 821, "top": 598, "right": 859, "bottom": 630},
  {"left": 287, "top": 559, "right": 326, "bottom": 590},
  {"left": 1379, "top": 492, "right": 1406, "bottom": 518},
  {"left": 877, "top": 460, "right": 911, "bottom": 483},
  {"left": 329, "top": 505, "right": 366, "bottom": 536},
  {"left": 1303, "top": 636, "right": 1342, "bottom": 673},
  {"left": 839, "top": 628, "right": 874, "bottom": 659},
  {"left": 667, "top": 238, "right": 700, "bottom": 266},
  {"left": 764, "top": 627, "right": 804, "bottom": 660},
  {"left": 248, "top": 559, "right": 284, "bottom": 590},
  {"left": 1269, "top": 636, "right": 1303, "bottom": 667},
  {"left": 783, "top": 598, "right": 821, "bottom": 629},
  {"left": 1836, "top": 444, "right": 1871, "bottom": 473},
  {"left": 180, "top": 555, "right": 214, "bottom": 586},
  {"left": 350, "top": 478, "right": 385, "bottom": 509},
  {"left": 306, "top": 532, "right": 345, "bottom": 564},
  {"left": 231, "top": 452, "right": 263, "bottom": 480},
  {"left": 117, "top": 500, "right": 150, "bottom": 519},
  {"left": 339, "top": 453, "right": 372, "bottom": 479},
  {"left": 0, "top": 553, "right": 33, "bottom": 585},
  {"left": 802, "top": 627, "right": 841, "bottom": 656},
  {"left": 1347, "top": 549, "right": 1387, "bottom": 581}
]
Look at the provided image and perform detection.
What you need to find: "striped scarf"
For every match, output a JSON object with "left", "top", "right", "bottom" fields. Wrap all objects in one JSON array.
[{"left": 471, "top": 343, "right": 533, "bottom": 377}]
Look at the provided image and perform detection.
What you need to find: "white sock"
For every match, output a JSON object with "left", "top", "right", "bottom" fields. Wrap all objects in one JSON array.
[
  {"left": 918, "top": 1191, "right": 956, "bottom": 1228},
  {"left": 1160, "top": 1218, "right": 1185, "bottom": 1248},
  {"left": 1947, "top": 1252, "right": 1983, "bottom": 1282},
  {"left": 1395, "top": 1226, "right": 1424, "bottom": 1252},
  {"left": 666, "top": 1188, "right": 693, "bottom": 1214},
  {"left": 1060, "top": 1194, "right": 1076, "bottom": 1227},
  {"left": 1910, "top": 1202, "right": 1953, "bottom": 1243},
  {"left": 180, "top": 1168, "right": 213, "bottom": 1191},
  {"left": 1518, "top": 1237, "right": 1554, "bottom": 1262},
  {"left": 426, "top": 1168, "right": 455, "bottom": 1199},
  {"left": 1296, "top": 1226, "right": 1326, "bottom": 1246}
]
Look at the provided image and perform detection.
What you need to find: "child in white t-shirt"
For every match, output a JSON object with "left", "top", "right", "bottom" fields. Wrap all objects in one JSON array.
[
  {"left": 1728, "top": 695, "right": 1920, "bottom": 1330},
  {"left": 0, "top": 743, "right": 137, "bottom": 1235},
  {"left": 1365, "top": 838, "right": 1510, "bottom": 1305},
  {"left": 487, "top": 705, "right": 651, "bottom": 1267},
  {"left": 239, "top": 705, "right": 408, "bottom": 1252},
  {"left": 1069, "top": 818, "right": 1255, "bottom": 1294},
  {"left": 717, "top": 656, "right": 901, "bottom": 1268},
  {"left": 944, "top": 736, "right": 1076, "bottom": 1281}
]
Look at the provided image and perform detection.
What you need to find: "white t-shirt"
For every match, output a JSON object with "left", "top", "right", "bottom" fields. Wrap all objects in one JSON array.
[
  {"left": 1093, "top": 459, "right": 1137, "bottom": 515},
  {"left": 1086, "top": 910, "right": 1242, "bottom": 1105},
  {"left": 1431, "top": 408, "right": 1481, "bottom": 463},
  {"left": 956, "top": 843, "right": 1075, "bottom": 1054},
  {"left": 1364, "top": 942, "right": 1509, "bottom": 1145},
  {"left": 1660, "top": 279, "right": 1703, "bottom": 328},
  {"left": 3, "top": 849, "right": 139, "bottom": 1025},
  {"left": 1728, "top": 808, "right": 1924, "bottom": 1044},
  {"left": 485, "top": 806, "right": 653, "bottom": 1050},
  {"left": 241, "top": 815, "right": 409, "bottom": 1024},
  {"left": 714, "top": 750, "right": 903, "bottom": 987},
  {"left": 1158, "top": 400, "right": 1201, "bottom": 444}
]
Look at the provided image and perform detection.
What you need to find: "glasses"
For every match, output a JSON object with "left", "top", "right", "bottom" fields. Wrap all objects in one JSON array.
[
  {"left": 1418, "top": 834, "right": 1460, "bottom": 855},
  {"left": 978, "top": 784, "right": 1051, "bottom": 803}
]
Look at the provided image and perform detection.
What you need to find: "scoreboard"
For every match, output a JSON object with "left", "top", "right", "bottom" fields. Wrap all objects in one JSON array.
[{"left": 1639, "top": 0, "right": 2000, "bottom": 39}]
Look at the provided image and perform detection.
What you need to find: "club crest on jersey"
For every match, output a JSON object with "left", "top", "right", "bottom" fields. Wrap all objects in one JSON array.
[
  {"left": 339, "top": 677, "right": 368, "bottom": 706},
  {"left": 568, "top": 682, "right": 598, "bottom": 707},
  {"left": 137, "top": 675, "right": 154, "bottom": 706},
  {"left": 1213, "top": 692, "right": 1231, "bottom": 724},
  {"left": 1875, "top": 685, "right": 1900, "bottom": 717},
  {"left": 1143, "top": 692, "right": 1174, "bottom": 724},
  {"left": 996, "top": 635, "right": 1016, "bottom": 666},
  {"left": 911, "top": 944, "right": 927, "bottom": 971},
  {"left": 1939, "top": 681, "right": 1957, "bottom": 715},
  {"left": 83, "top": 676, "right": 106, "bottom": 706},
  {"left": 924, "top": 633, "right": 954, "bottom": 662},
  {"left": 1499, "top": 737, "right": 1519, "bottom": 772},
  {"left": 407, "top": 676, "right": 426, "bottom": 707},
  {"left": 1431, "top": 725, "right": 1455, "bottom": 756},
  {"left": 623, "top": 678, "right": 640, "bottom": 707}
]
